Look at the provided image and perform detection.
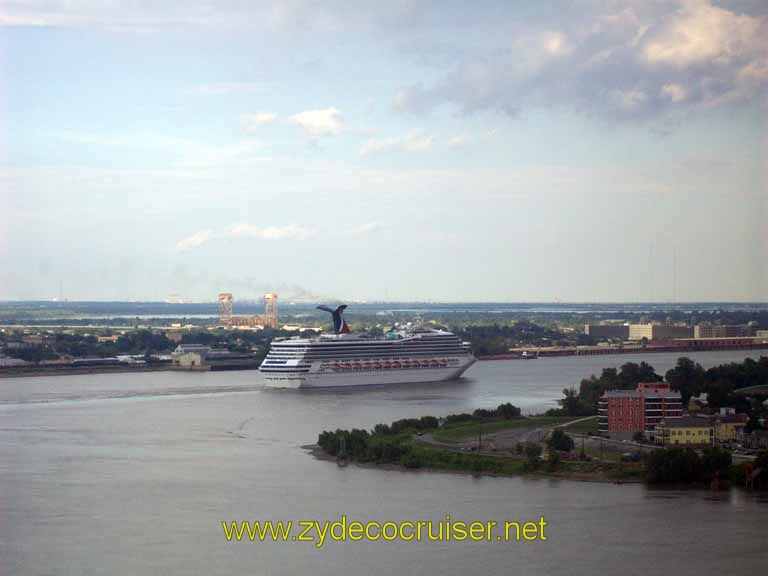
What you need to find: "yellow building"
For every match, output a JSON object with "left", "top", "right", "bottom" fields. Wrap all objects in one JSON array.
[
  {"left": 713, "top": 414, "right": 748, "bottom": 443},
  {"left": 656, "top": 417, "right": 714, "bottom": 446}
]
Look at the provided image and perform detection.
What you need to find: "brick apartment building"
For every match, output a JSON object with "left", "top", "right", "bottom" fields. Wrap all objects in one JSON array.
[{"left": 598, "top": 382, "right": 683, "bottom": 440}]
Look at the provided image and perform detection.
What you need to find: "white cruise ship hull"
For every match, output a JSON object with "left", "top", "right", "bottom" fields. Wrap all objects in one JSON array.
[{"left": 261, "top": 356, "right": 476, "bottom": 389}]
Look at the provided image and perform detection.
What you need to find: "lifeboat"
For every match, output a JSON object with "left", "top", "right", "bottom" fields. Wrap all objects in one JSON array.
[
  {"left": 438, "top": 359, "right": 448, "bottom": 367},
  {"left": 420, "top": 360, "right": 430, "bottom": 367},
  {"left": 373, "top": 362, "right": 382, "bottom": 369},
  {"left": 383, "top": 361, "right": 392, "bottom": 368},
  {"left": 429, "top": 359, "right": 439, "bottom": 367}
]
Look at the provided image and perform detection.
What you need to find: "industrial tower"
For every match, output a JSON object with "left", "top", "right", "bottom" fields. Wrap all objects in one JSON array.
[
  {"left": 264, "top": 293, "right": 278, "bottom": 328},
  {"left": 218, "top": 293, "right": 233, "bottom": 325}
]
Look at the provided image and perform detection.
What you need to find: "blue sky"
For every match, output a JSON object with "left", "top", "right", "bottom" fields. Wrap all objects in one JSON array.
[{"left": 1, "top": 0, "right": 766, "bottom": 302}]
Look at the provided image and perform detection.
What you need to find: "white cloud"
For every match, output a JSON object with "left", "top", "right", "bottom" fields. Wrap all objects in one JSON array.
[
  {"left": 660, "top": 83, "right": 687, "bottom": 102},
  {"left": 228, "top": 224, "right": 314, "bottom": 240},
  {"left": 611, "top": 89, "right": 648, "bottom": 111},
  {"left": 402, "top": 132, "right": 432, "bottom": 152},
  {"left": 391, "top": 0, "right": 768, "bottom": 122},
  {"left": 447, "top": 135, "right": 467, "bottom": 147},
  {"left": 360, "top": 131, "right": 432, "bottom": 156},
  {"left": 289, "top": 108, "right": 344, "bottom": 138},
  {"left": 542, "top": 31, "right": 571, "bottom": 57},
  {"left": 347, "top": 222, "right": 383, "bottom": 236},
  {"left": 176, "top": 229, "right": 213, "bottom": 251},
  {"left": 240, "top": 112, "right": 277, "bottom": 132},
  {"left": 642, "top": 1, "right": 763, "bottom": 68}
]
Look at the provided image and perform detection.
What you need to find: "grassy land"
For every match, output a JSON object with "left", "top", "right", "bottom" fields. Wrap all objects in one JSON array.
[
  {"left": 559, "top": 416, "right": 599, "bottom": 435},
  {"left": 431, "top": 416, "right": 580, "bottom": 443}
]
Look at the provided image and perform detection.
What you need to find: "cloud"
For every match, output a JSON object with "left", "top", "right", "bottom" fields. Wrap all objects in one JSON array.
[
  {"left": 240, "top": 112, "right": 277, "bottom": 132},
  {"left": 174, "top": 223, "right": 315, "bottom": 252},
  {"left": 641, "top": 1, "right": 763, "bottom": 67},
  {"left": 347, "top": 222, "right": 383, "bottom": 236},
  {"left": 228, "top": 224, "right": 314, "bottom": 240},
  {"left": 360, "top": 131, "right": 432, "bottom": 156},
  {"left": 447, "top": 135, "right": 467, "bottom": 147},
  {"left": 289, "top": 108, "right": 344, "bottom": 139},
  {"left": 392, "top": 0, "right": 768, "bottom": 122},
  {"left": 176, "top": 229, "right": 213, "bottom": 251},
  {"left": 660, "top": 83, "right": 687, "bottom": 102}
]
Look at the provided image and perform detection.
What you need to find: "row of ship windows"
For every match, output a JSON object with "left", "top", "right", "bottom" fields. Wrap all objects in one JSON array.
[{"left": 266, "top": 349, "right": 468, "bottom": 357}]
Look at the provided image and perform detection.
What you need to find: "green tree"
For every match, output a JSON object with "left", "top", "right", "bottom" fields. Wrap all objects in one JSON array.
[
  {"left": 547, "top": 429, "right": 574, "bottom": 452},
  {"left": 665, "top": 357, "right": 706, "bottom": 405},
  {"left": 524, "top": 443, "right": 542, "bottom": 468}
]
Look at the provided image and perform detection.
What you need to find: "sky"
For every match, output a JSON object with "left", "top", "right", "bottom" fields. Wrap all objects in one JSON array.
[{"left": 0, "top": 0, "right": 766, "bottom": 303}]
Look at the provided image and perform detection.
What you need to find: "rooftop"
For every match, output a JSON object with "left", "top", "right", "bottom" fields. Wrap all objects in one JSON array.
[{"left": 659, "top": 416, "right": 712, "bottom": 429}]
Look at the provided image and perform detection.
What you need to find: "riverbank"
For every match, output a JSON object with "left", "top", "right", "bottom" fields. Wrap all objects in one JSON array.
[
  {"left": 480, "top": 341, "right": 768, "bottom": 360},
  {"left": 0, "top": 364, "right": 173, "bottom": 379},
  {"left": 307, "top": 442, "right": 643, "bottom": 483},
  {"left": 312, "top": 413, "right": 646, "bottom": 483}
]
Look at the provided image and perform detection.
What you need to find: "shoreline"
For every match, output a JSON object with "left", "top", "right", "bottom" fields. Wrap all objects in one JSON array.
[
  {"left": 0, "top": 365, "right": 174, "bottom": 379},
  {"left": 304, "top": 444, "right": 643, "bottom": 484},
  {"left": 479, "top": 343, "right": 768, "bottom": 360}
]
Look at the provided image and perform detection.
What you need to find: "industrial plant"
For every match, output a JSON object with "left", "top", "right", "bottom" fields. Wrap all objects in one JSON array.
[{"left": 217, "top": 292, "right": 278, "bottom": 329}]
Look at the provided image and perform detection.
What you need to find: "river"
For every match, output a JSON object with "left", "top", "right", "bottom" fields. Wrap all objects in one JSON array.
[{"left": 1, "top": 349, "right": 766, "bottom": 575}]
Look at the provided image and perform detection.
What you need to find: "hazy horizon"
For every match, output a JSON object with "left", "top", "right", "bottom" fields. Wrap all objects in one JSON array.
[{"left": 1, "top": 1, "right": 766, "bottom": 302}]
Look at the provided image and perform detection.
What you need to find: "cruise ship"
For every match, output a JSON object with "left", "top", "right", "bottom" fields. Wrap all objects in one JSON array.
[{"left": 259, "top": 305, "right": 476, "bottom": 388}]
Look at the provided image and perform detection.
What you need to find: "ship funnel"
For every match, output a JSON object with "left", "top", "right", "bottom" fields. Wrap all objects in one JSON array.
[{"left": 317, "top": 305, "right": 350, "bottom": 334}]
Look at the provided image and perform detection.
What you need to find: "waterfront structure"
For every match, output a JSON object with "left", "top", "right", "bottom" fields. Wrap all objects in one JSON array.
[
  {"left": 655, "top": 416, "right": 714, "bottom": 446},
  {"left": 259, "top": 305, "right": 476, "bottom": 388},
  {"left": 598, "top": 382, "right": 683, "bottom": 440},
  {"left": 264, "top": 293, "right": 278, "bottom": 328},
  {"left": 694, "top": 324, "right": 753, "bottom": 339},
  {"left": 584, "top": 324, "right": 629, "bottom": 340},
  {"left": 218, "top": 293, "right": 233, "bottom": 325},
  {"left": 628, "top": 324, "right": 693, "bottom": 341}
]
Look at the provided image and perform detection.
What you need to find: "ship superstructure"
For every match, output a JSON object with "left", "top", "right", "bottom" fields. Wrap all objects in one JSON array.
[{"left": 259, "top": 305, "right": 475, "bottom": 388}]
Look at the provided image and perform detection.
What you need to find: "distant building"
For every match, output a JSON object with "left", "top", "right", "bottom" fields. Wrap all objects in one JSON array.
[
  {"left": 655, "top": 416, "right": 714, "bottom": 446},
  {"left": 628, "top": 324, "right": 693, "bottom": 341},
  {"left": 584, "top": 324, "right": 629, "bottom": 340},
  {"left": 712, "top": 413, "right": 748, "bottom": 443},
  {"left": 598, "top": 382, "right": 683, "bottom": 440},
  {"left": 166, "top": 331, "right": 183, "bottom": 343},
  {"left": 694, "top": 324, "right": 753, "bottom": 339},
  {"left": 172, "top": 351, "right": 207, "bottom": 370},
  {"left": 743, "top": 430, "right": 768, "bottom": 450},
  {"left": 172, "top": 344, "right": 211, "bottom": 356},
  {"left": 218, "top": 293, "right": 233, "bottom": 325},
  {"left": 264, "top": 293, "right": 278, "bottom": 328},
  {"left": 756, "top": 330, "right": 768, "bottom": 339},
  {"left": 0, "top": 356, "right": 31, "bottom": 367}
]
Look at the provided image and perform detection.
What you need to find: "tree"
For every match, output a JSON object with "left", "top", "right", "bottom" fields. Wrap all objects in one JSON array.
[
  {"left": 547, "top": 429, "right": 574, "bottom": 452},
  {"left": 700, "top": 447, "right": 732, "bottom": 482},
  {"left": 524, "top": 443, "right": 542, "bottom": 468},
  {"left": 665, "top": 357, "right": 706, "bottom": 405}
]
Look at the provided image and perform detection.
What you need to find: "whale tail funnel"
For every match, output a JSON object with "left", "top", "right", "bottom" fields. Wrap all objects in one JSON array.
[{"left": 317, "top": 305, "right": 350, "bottom": 334}]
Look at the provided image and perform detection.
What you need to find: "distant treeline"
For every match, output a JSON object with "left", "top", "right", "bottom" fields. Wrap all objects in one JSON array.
[
  {"left": 550, "top": 357, "right": 768, "bottom": 426},
  {"left": 0, "top": 327, "right": 319, "bottom": 363},
  {"left": 452, "top": 322, "right": 589, "bottom": 356}
]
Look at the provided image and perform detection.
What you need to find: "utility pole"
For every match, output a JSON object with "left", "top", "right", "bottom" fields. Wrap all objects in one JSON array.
[{"left": 477, "top": 424, "right": 482, "bottom": 452}]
